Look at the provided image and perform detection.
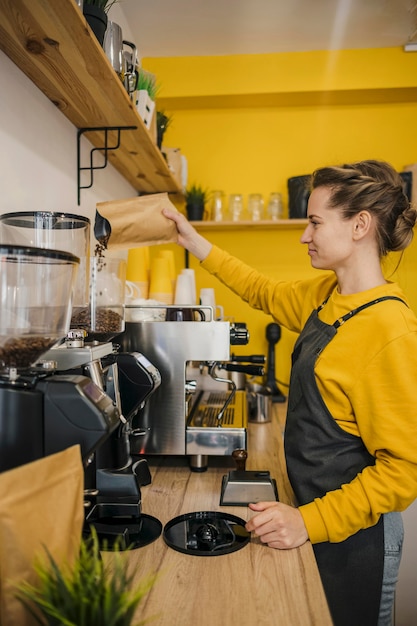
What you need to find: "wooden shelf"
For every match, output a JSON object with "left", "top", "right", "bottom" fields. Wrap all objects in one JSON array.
[
  {"left": 192, "top": 218, "right": 308, "bottom": 231},
  {"left": 157, "top": 87, "right": 417, "bottom": 111},
  {"left": 0, "top": 0, "right": 182, "bottom": 196}
]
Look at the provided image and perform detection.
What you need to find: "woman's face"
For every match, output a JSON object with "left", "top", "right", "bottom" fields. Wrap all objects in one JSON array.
[{"left": 300, "top": 186, "right": 356, "bottom": 272}]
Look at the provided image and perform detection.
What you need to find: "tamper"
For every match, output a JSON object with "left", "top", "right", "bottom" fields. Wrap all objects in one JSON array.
[
  {"left": 232, "top": 448, "right": 247, "bottom": 471},
  {"left": 219, "top": 449, "right": 278, "bottom": 506}
]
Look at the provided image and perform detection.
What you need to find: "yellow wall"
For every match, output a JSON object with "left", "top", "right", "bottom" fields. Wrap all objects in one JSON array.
[{"left": 145, "top": 48, "right": 417, "bottom": 390}]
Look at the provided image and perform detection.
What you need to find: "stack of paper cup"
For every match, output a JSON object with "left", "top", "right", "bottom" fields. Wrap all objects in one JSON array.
[
  {"left": 180, "top": 268, "right": 196, "bottom": 305},
  {"left": 174, "top": 274, "right": 195, "bottom": 304},
  {"left": 126, "top": 247, "right": 150, "bottom": 299},
  {"left": 158, "top": 250, "right": 176, "bottom": 293},
  {"left": 200, "top": 287, "right": 224, "bottom": 320},
  {"left": 149, "top": 256, "right": 174, "bottom": 304}
]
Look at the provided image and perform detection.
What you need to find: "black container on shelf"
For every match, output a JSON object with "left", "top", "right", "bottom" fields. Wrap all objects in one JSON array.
[
  {"left": 186, "top": 203, "right": 205, "bottom": 221},
  {"left": 83, "top": 4, "right": 108, "bottom": 47},
  {"left": 287, "top": 174, "right": 311, "bottom": 218}
]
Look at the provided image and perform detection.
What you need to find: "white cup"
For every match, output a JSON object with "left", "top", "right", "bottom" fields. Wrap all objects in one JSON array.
[
  {"left": 199, "top": 287, "right": 224, "bottom": 320},
  {"left": 180, "top": 269, "right": 197, "bottom": 304},
  {"left": 125, "top": 280, "right": 145, "bottom": 303},
  {"left": 174, "top": 274, "right": 195, "bottom": 305}
]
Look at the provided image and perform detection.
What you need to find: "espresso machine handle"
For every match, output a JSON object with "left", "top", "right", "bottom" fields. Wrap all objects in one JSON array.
[
  {"left": 220, "top": 363, "right": 265, "bottom": 377},
  {"left": 230, "top": 354, "right": 266, "bottom": 364}
]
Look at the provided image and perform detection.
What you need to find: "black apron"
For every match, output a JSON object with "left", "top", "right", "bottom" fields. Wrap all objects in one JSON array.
[{"left": 284, "top": 296, "right": 406, "bottom": 626}]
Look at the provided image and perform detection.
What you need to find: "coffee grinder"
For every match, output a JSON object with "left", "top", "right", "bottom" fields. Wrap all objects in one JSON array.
[
  {"left": 0, "top": 213, "right": 162, "bottom": 547},
  {"left": 42, "top": 258, "right": 162, "bottom": 548},
  {"left": 0, "top": 244, "right": 120, "bottom": 475}
]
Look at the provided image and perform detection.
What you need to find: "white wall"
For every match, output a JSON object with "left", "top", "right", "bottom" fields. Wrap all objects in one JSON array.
[{"left": 0, "top": 4, "right": 136, "bottom": 230}]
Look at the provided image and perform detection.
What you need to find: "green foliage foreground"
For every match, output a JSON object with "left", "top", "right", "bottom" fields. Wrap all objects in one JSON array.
[{"left": 15, "top": 528, "right": 157, "bottom": 626}]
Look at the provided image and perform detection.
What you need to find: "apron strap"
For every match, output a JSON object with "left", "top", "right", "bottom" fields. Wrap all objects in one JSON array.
[{"left": 333, "top": 296, "right": 407, "bottom": 329}]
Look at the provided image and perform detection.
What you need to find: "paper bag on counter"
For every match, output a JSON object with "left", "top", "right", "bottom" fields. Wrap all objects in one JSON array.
[
  {"left": 0, "top": 446, "right": 84, "bottom": 626},
  {"left": 96, "top": 192, "right": 179, "bottom": 251}
]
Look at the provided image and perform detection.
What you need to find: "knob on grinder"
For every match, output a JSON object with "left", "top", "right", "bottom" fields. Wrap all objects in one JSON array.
[{"left": 265, "top": 323, "right": 286, "bottom": 403}]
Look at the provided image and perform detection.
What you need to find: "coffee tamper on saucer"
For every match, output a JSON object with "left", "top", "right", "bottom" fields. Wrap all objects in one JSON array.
[{"left": 220, "top": 449, "right": 279, "bottom": 506}]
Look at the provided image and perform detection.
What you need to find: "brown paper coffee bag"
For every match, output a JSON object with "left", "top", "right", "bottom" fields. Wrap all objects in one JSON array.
[
  {"left": 0, "top": 445, "right": 84, "bottom": 626},
  {"left": 96, "top": 192, "right": 179, "bottom": 251}
]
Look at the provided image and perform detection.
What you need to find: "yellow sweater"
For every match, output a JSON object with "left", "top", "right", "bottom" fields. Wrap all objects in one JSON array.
[{"left": 202, "top": 245, "right": 417, "bottom": 544}]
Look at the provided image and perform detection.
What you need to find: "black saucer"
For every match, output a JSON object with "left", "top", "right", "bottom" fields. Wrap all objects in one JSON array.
[
  {"left": 163, "top": 511, "right": 250, "bottom": 556},
  {"left": 84, "top": 509, "right": 162, "bottom": 551}
]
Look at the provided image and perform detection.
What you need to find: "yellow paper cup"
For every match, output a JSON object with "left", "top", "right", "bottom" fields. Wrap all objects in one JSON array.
[
  {"left": 149, "top": 257, "right": 173, "bottom": 304},
  {"left": 126, "top": 247, "right": 150, "bottom": 283}
]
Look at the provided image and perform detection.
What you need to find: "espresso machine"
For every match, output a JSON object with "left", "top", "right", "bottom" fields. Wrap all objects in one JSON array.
[
  {"left": 0, "top": 244, "right": 120, "bottom": 475},
  {"left": 121, "top": 305, "right": 264, "bottom": 471},
  {"left": 0, "top": 213, "right": 163, "bottom": 547}
]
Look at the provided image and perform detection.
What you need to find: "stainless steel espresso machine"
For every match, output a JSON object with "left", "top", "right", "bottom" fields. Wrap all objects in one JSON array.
[
  {"left": 0, "top": 213, "right": 163, "bottom": 547},
  {"left": 121, "top": 305, "right": 264, "bottom": 471}
]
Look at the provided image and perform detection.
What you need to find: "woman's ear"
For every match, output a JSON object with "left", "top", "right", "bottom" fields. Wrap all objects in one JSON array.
[{"left": 352, "top": 211, "right": 372, "bottom": 240}]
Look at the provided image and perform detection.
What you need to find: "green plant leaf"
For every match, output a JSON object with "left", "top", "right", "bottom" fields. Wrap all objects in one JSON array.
[
  {"left": 83, "top": 0, "right": 120, "bottom": 13},
  {"left": 15, "top": 528, "right": 157, "bottom": 626},
  {"left": 185, "top": 183, "right": 211, "bottom": 205}
]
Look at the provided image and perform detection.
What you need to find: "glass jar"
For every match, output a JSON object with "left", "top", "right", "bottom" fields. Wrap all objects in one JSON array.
[
  {"left": 211, "top": 190, "right": 225, "bottom": 222},
  {"left": 267, "top": 193, "right": 283, "bottom": 220},
  {"left": 71, "top": 257, "right": 126, "bottom": 342},
  {"left": 0, "top": 211, "right": 90, "bottom": 308},
  {"left": 228, "top": 194, "right": 244, "bottom": 222},
  {"left": 247, "top": 193, "right": 265, "bottom": 221},
  {"left": 0, "top": 245, "right": 79, "bottom": 372}
]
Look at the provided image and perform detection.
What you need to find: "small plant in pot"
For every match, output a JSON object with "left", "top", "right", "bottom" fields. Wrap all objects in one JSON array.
[
  {"left": 135, "top": 71, "right": 158, "bottom": 128},
  {"left": 156, "top": 110, "right": 173, "bottom": 150},
  {"left": 185, "top": 184, "right": 210, "bottom": 221},
  {"left": 83, "top": 0, "right": 119, "bottom": 46},
  {"left": 15, "top": 528, "right": 157, "bottom": 626}
]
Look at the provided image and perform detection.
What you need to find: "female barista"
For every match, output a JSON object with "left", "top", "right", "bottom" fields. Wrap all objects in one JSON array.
[{"left": 163, "top": 160, "right": 417, "bottom": 626}]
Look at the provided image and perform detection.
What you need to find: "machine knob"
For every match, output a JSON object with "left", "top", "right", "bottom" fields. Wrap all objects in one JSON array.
[
  {"left": 65, "top": 329, "right": 87, "bottom": 348},
  {"left": 185, "top": 380, "right": 197, "bottom": 394},
  {"left": 229, "top": 323, "right": 249, "bottom": 345}
]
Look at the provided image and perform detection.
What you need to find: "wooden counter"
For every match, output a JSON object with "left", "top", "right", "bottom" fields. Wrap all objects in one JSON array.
[{"left": 105, "top": 404, "right": 333, "bottom": 625}]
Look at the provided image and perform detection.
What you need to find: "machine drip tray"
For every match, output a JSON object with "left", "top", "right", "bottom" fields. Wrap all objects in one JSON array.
[
  {"left": 186, "top": 390, "right": 247, "bottom": 456},
  {"left": 84, "top": 503, "right": 162, "bottom": 550},
  {"left": 188, "top": 390, "right": 246, "bottom": 428}
]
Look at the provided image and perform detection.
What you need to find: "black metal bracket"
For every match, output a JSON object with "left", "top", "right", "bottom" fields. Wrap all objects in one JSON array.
[{"left": 77, "top": 126, "right": 136, "bottom": 205}]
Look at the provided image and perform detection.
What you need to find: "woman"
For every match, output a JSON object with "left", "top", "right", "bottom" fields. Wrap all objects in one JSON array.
[{"left": 163, "top": 160, "right": 417, "bottom": 626}]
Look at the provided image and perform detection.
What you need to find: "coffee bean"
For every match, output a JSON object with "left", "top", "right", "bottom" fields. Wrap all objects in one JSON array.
[{"left": 0, "top": 336, "right": 56, "bottom": 369}]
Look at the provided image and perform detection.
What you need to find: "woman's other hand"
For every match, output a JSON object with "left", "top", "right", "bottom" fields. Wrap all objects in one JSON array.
[
  {"left": 246, "top": 501, "right": 309, "bottom": 549},
  {"left": 162, "top": 208, "right": 212, "bottom": 261}
]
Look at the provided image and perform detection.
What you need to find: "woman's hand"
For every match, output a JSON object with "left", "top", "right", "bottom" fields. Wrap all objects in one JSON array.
[
  {"left": 162, "top": 208, "right": 212, "bottom": 261},
  {"left": 245, "top": 501, "right": 309, "bottom": 549}
]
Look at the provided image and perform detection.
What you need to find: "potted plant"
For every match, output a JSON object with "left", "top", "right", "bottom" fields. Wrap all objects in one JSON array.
[
  {"left": 156, "top": 110, "right": 173, "bottom": 149},
  {"left": 185, "top": 184, "right": 210, "bottom": 221},
  {"left": 135, "top": 71, "right": 158, "bottom": 129},
  {"left": 83, "top": 0, "right": 119, "bottom": 46},
  {"left": 15, "top": 528, "right": 157, "bottom": 626}
]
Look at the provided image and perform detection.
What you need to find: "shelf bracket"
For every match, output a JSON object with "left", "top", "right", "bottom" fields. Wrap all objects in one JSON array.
[{"left": 77, "top": 126, "right": 136, "bottom": 205}]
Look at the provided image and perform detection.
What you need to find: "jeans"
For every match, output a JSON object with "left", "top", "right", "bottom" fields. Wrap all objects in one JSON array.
[{"left": 378, "top": 512, "right": 404, "bottom": 626}]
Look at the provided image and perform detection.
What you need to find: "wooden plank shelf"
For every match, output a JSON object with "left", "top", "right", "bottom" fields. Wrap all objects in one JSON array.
[
  {"left": 192, "top": 218, "right": 308, "bottom": 231},
  {"left": 0, "top": 0, "right": 182, "bottom": 196}
]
